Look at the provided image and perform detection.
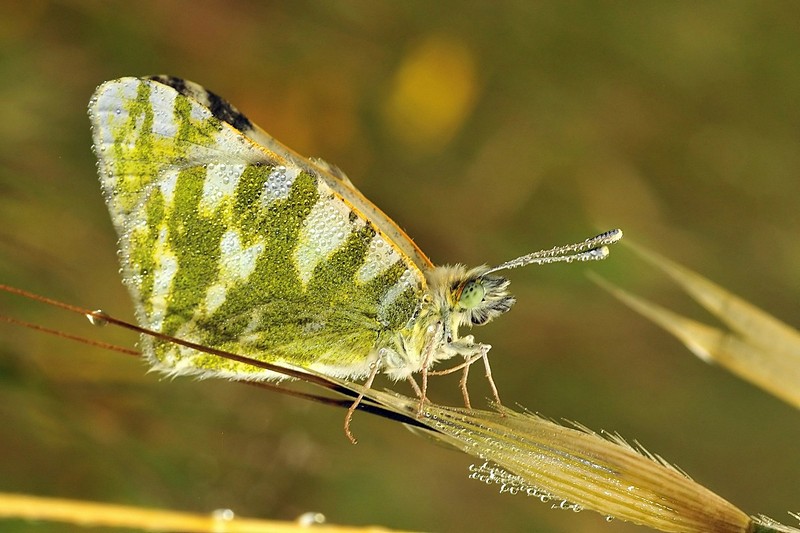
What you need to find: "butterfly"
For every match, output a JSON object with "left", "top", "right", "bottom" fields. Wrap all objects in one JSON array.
[{"left": 90, "top": 76, "right": 621, "bottom": 441}]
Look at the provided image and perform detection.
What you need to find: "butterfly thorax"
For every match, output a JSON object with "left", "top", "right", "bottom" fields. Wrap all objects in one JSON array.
[{"left": 379, "top": 264, "right": 516, "bottom": 381}]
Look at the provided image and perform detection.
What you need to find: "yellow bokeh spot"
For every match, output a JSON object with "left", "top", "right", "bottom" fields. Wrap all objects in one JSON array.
[{"left": 383, "top": 36, "right": 479, "bottom": 153}]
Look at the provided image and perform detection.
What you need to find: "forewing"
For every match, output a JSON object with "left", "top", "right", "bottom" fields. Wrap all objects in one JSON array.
[
  {"left": 148, "top": 76, "right": 434, "bottom": 273},
  {"left": 90, "top": 77, "right": 424, "bottom": 380}
]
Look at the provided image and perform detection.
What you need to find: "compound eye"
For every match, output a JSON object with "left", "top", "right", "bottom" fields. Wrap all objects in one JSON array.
[{"left": 458, "top": 279, "right": 486, "bottom": 309}]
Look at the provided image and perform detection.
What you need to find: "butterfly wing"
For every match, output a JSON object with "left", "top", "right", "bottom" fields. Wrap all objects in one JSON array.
[
  {"left": 90, "top": 77, "right": 426, "bottom": 380},
  {"left": 146, "top": 75, "right": 435, "bottom": 273}
]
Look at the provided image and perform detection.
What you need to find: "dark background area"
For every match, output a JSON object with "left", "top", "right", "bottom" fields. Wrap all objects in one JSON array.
[{"left": 1, "top": 2, "right": 798, "bottom": 532}]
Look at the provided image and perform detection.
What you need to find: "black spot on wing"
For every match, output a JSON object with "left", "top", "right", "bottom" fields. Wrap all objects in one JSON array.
[
  {"left": 205, "top": 90, "right": 253, "bottom": 132},
  {"left": 150, "top": 75, "right": 187, "bottom": 95},
  {"left": 147, "top": 75, "right": 254, "bottom": 133}
]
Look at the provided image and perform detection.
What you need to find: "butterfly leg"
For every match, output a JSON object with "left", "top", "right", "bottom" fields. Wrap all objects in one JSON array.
[
  {"left": 459, "top": 362, "right": 472, "bottom": 409},
  {"left": 412, "top": 322, "right": 443, "bottom": 417},
  {"left": 454, "top": 344, "right": 503, "bottom": 412},
  {"left": 479, "top": 343, "right": 504, "bottom": 411},
  {"left": 415, "top": 361, "right": 430, "bottom": 418},
  {"left": 428, "top": 352, "right": 483, "bottom": 408},
  {"left": 343, "top": 360, "right": 381, "bottom": 445},
  {"left": 429, "top": 339, "right": 502, "bottom": 412},
  {"left": 406, "top": 375, "right": 423, "bottom": 397}
]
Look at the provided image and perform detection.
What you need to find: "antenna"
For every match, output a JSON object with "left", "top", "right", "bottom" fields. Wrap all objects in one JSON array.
[{"left": 485, "top": 229, "right": 623, "bottom": 274}]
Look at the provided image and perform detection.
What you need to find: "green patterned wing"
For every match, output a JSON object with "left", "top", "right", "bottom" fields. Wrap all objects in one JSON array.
[{"left": 90, "top": 77, "right": 425, "bottom": 380}]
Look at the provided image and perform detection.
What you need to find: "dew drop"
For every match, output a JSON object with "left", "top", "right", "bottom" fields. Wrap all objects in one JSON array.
[
  {"left": 296, "top": 512, "right": 325, "bottom": 526},
  {"left": 212, "top": 508, "right": 235, "bottom": 521},
  {"left": 87, "top": 309, "right": 110, "bottom": 327}
]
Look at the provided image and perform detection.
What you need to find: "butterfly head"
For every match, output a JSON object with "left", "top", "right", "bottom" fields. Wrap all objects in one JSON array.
[
  {"left": 426, "top": 265, "right": 515, "bottom": 330},
  {"left": 452, "top": 269, "right": 515, "bottom": 327}
]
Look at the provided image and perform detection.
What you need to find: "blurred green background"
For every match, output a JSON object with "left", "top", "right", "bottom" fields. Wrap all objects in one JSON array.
[{"left": 1, "top": 2, "right": 799, "bottom": 532}]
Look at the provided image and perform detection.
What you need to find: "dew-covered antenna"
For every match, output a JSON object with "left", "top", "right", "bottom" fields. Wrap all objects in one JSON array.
[{"left": 485, "top": 229, "right": 623, "bottom": 274}]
